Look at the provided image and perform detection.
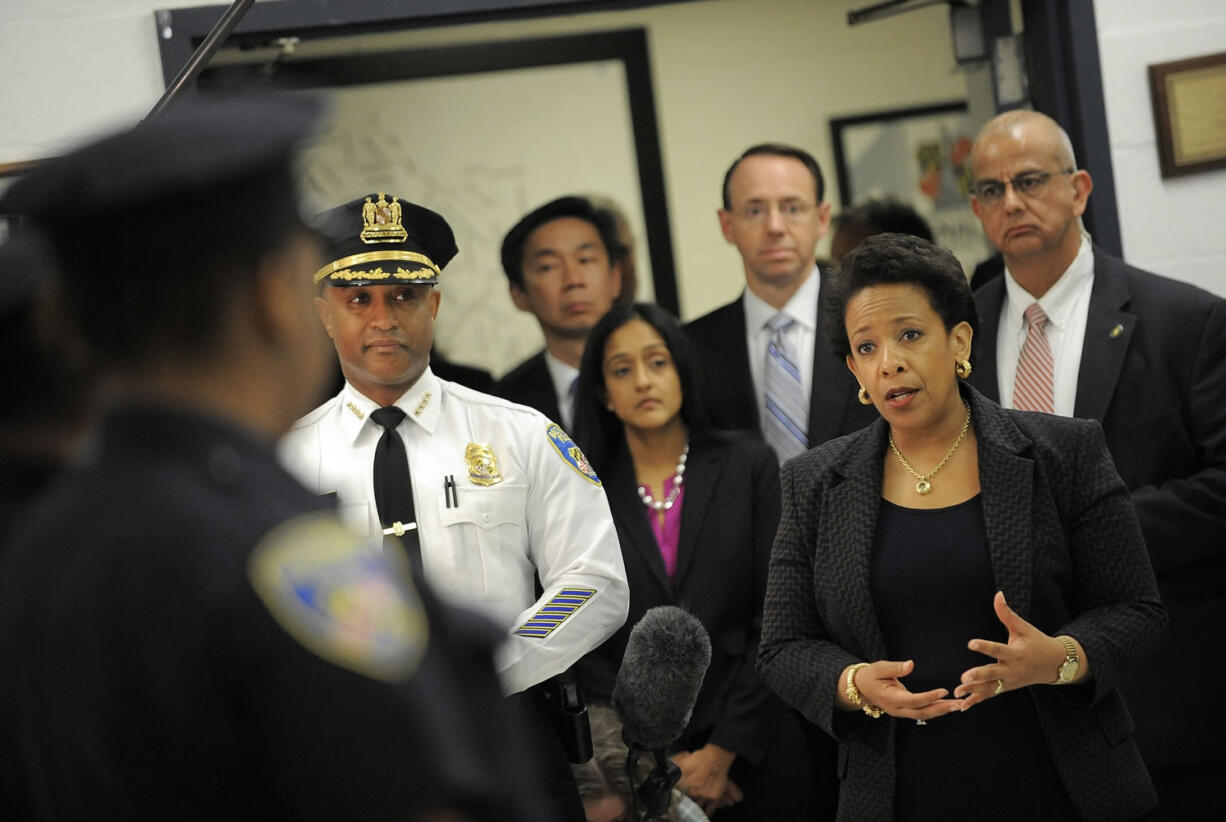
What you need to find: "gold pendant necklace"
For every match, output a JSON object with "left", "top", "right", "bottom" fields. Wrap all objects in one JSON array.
[{"left": 888, "top": 401, "right": 971, "bottom": 495}]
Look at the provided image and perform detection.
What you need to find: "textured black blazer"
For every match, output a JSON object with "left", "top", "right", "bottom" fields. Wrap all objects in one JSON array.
[
  {"left": 577, "top": 434, "right": 782, "bottom": 764},
  {"left": 757, "top": 385, "right": 1166, "bottom": 822},
  {"left": 493, "top": 350, "right": 562, "bottom": 425},
  {"left": 970, "top": 250, "right": 1226, "bottom": 764},
  {"left": 682, "top": 272, "right": 877, "bottom": 448}
]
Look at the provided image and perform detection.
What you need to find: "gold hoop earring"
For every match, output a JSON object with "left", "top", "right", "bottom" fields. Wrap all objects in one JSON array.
[
  {"left": 955, "top": 359, "right": 972, "bottom": 379},
  {"left": 858, "top": 386, "right": 873, "bottom": 405}
]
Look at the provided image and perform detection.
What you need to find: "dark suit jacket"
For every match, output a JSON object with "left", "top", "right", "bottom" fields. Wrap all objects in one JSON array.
[
  {"left": 432, "top": 354, "right": 495, "bottom": 394},
  {"left": 758, "top": 385, "right": 1166, "bottom": 822},
  {"left": 970, "top": 250, "right": 1226, "bottom": 765},
  {"left": 683, "top": 274, "right": 877, "bottom": 448},
  {"left": 494, "top": 351, "right": 562, "bottom": 425},
  {"left": 577, "top": 434, "right": 781, "bottom": 764}
]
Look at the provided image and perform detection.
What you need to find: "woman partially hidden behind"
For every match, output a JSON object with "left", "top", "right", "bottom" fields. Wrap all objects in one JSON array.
[
  {"left": 573, "top": 303, "right": 815, "bottom": 820},
  {"left": 757, "top": 233, "right": 1165, "bottom": 821}
]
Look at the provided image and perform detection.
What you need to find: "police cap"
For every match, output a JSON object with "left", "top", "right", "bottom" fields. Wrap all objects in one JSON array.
[
  {"left": 0, "top": 94, "right": 324, "bottom": 366},
  {"left": 312, "top": 194, "right": 457, "bottom": 288},
  {"left": 0, "top": 94, "right": 323, "bottom": 223}
]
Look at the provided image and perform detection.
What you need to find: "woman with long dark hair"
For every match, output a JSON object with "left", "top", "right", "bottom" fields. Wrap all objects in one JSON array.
[{"left": 573, "top": 302, "right": 804, "bottom": 820}]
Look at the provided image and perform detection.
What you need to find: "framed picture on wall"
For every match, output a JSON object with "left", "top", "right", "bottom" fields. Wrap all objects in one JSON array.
[
  {"left": 829, "top": 101, "right": 992, "bottom": 274},
  {"left": 1148, "top": 50, "right": 1226, "bottom": 178}
]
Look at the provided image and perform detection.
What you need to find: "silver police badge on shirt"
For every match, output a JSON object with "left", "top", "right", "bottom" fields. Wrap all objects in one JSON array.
[{"left": 465, "top": 442, "right": 502, "bottom": 486}]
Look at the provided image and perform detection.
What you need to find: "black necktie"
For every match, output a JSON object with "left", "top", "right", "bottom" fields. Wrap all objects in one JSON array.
[{"left": 370, "top": 406, "right": 421, "bottom": 569}]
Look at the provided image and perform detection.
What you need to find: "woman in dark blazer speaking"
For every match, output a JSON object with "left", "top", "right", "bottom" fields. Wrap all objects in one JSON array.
[
  {"left": 757, "top": 234, "right": 1166, "bottom": 821},
  {"left": 572, "top": 302, "right": 796, "bottom": 820}
]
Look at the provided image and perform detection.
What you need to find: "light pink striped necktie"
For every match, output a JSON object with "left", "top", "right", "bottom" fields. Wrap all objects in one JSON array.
[{"left": 1013, "top": 303, "right": 1054, "bottom": 412}]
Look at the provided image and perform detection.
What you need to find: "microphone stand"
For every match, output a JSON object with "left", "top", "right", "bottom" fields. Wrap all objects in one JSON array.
[{"left": 624, "top": 737, "right": 681, "bottom": 820}]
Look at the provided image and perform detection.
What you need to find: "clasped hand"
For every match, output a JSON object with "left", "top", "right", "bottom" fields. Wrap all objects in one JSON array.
[
  {"left": 851, "top": 591, "right": 1069, "bottom": 722},
  {"left": 671, "top": 743, "right": 742, "bottom": 816}
]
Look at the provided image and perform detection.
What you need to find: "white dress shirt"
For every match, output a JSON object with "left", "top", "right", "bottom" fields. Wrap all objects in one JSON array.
[
  {"left": 743, "top": 267, "right": 819, "bottom": 432},
  {"left": 278, "top": 369, "right": 629, "bottom": 695},
  {"left": 996, "top": 237, "right": 1094, "bottom": 417},
  {"left": 543, "top": 351, "right": 580, "bottom": 431}
]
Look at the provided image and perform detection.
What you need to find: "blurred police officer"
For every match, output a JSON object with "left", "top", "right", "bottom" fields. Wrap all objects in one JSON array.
[
  {"left": 0, "top": 95, "right": 548, "bottom": 821},
  {"left": 279, "top": 192, "right": 630, "bottom": 820}
]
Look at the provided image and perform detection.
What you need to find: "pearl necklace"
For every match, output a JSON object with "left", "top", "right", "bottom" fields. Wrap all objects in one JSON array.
[
  {"left": 887, "top": 401, "right": 971, "bottom": 495},
  {"left": 637, "top": 442, "right": 690, "bottom": 511}
]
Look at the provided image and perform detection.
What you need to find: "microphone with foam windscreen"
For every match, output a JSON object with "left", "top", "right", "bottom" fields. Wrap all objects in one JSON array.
[{"left": 612, "top": 606, "right": 712, "bottom": 819}]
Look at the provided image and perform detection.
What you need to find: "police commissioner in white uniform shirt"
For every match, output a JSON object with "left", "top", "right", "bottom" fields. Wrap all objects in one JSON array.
[{"left": 278, "top": 368, "right": 629, "bottom": 695}]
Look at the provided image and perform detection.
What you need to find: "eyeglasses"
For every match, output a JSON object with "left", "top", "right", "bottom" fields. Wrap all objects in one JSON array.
[
  {"left": 971, "top": 169, "right": 1075, "bottom": 206},
  {"left": 732, "top": 201, "right": 816, "bottom": 224}
]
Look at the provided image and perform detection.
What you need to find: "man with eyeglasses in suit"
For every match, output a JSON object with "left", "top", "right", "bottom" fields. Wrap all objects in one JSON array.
[
  {"left": 966, "top": 109, "right": 1226, "bottom": 820},
  {"left": 684, "top": 144, "right": 875, "bottom": 464},
  {"left": 684, "top": 144, "right": 875, "bottom": 821}
]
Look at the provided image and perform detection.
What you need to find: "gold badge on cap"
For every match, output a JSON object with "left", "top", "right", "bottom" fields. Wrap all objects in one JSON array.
[
  {"left": 465, "top": 442, "right": 502, "bottom": 486},
  {"left": 360, "top": 192, "right": 409, "bottom": 244}
]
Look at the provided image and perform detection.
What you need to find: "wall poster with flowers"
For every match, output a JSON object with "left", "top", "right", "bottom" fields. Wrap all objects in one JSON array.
[{"left": 829, "top": 100, "right": 994, "bottom": 276}]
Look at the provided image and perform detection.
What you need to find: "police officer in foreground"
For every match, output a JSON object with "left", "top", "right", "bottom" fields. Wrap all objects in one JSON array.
[
  {"left": 0, "top": 95, "right": 550, "bottom": 821},
  {"left": 279, "top": 192, "right": 630, "bottom": 821}
]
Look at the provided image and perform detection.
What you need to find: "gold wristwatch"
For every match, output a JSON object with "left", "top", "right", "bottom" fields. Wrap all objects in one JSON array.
[{"left": 1054, "top": 636, "right": 1080, "bottom": 684}]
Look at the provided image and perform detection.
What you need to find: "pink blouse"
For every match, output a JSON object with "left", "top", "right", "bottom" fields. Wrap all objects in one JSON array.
[{"left": 642, "top": 476, "right": 685, "bottom": 577}]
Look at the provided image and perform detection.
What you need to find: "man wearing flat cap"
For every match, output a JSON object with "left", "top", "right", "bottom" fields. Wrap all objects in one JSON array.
[
  {"left": 280, "top": 190, "right": 630, "bottom": 821},
  {"left": 0, "top": 95, "right": 549, "bottom": 821}
]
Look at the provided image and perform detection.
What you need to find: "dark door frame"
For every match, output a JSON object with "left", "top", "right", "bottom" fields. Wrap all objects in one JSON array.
[{"left": 1017, "top": 0, "right": 1121, "bottom": 257}]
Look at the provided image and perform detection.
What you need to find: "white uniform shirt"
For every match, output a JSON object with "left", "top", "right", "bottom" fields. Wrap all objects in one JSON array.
[
  {"left": 743, "top": 267, "right": 819, "bottom": 432},
  {"left": 279, "top": 369, "right": 629, "bottom": 695}
]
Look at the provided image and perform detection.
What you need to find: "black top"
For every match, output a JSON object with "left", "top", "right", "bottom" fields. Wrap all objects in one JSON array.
[
  {"left": 0, "top": 407, "right": 551, "bottom": 821},
  {"left": 872, "top": 495, "right": 1077, "bottom": 821}
]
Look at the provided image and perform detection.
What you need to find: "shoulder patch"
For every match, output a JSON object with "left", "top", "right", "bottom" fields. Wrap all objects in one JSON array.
[
  {"left": 546, "top": 423, "right": 601, "bottom": 486},
  {"left": 514, "top": 587, "right": 597, "bottom": 638},
  {"left": 248, "top": 513, "right": 427, "bottom": 682}
]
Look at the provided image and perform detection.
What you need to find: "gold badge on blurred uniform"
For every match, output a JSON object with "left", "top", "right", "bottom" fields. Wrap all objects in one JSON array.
[
  {"left": 359, "top": 191, "right": 408, "bottom": 244},
  {"left": 465, "top": 442, "right": 502, "bottom": 486}
]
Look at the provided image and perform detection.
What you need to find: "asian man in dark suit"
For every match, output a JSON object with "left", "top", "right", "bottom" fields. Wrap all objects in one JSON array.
[
  {"left": 684, "top": 144, "right": 876, "bottom": 462},
  {"left": 495, "top": 196, "right": 623, "bottom": 430},
  {"left": 966, "top": 110, "right": 1226, "bottom": 820}
]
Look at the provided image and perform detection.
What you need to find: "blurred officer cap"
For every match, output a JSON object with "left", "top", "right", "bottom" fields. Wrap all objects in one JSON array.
[
  {"left": 312, "top": 193, "right": 457, "bottom": 287},
  {"left": 0, "top": 93, "right": 325, "bottom": 281},
  {"left": 1, "top": 94, "right": 323, "bottom": 219},
  {"left": 0, "top": 94, "right": 325, "bottom": 367}
]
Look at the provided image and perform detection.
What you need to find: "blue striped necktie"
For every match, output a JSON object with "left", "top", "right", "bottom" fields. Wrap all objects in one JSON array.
[{"left": 764, "top": 313, "right": 809, "bottom": 461}]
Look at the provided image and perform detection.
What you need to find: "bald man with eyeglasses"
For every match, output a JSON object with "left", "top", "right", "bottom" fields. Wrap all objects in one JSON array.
[{"left": 966, "top": 110, "right": 1226, "bottom": 820}]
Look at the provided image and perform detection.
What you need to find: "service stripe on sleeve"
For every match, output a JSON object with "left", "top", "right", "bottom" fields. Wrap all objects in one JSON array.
[{"left": 513, "top": 587, "right": 597, "bottom": 638}]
